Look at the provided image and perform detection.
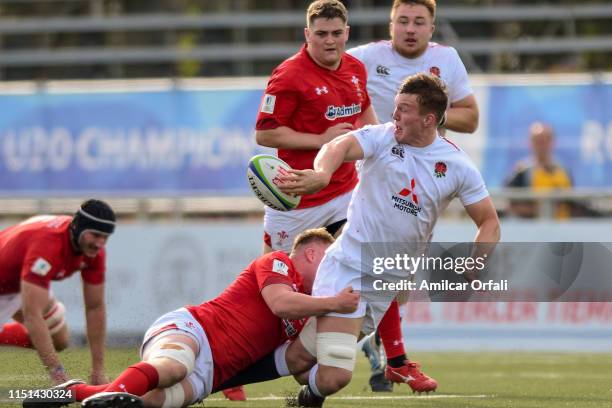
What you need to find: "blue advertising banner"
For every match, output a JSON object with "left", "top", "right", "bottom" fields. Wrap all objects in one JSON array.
[
  {"left": 0, "top": 87, "right": 269, "bottom": 195},
  {"left": 1, "top": 77, "right": 610, "bottom": 195},
  {"left": 483, "top": 81, "right": 611, "bottom": 188}
]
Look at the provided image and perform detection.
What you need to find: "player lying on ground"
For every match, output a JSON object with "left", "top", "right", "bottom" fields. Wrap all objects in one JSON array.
[{"left": 24, "top": 228, "right": 358, "bottom": 408}]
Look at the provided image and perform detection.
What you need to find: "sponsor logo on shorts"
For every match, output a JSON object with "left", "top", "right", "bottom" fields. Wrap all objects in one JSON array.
[
  {"left": 283, "top": 319, "right": 298, "bottom": 338},
  {"left": 276, "top": 230, "right": 289, "bottom": 248}
]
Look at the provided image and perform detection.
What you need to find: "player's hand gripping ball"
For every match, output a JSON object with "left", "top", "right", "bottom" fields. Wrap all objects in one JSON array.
[{"left": 247, "top": 154, "right": 301, "bottom": 211}]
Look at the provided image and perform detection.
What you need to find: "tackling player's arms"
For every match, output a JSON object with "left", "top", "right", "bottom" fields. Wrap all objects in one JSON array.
[{"left": 261, "top": 283, "right": 359, "bottom": 319}]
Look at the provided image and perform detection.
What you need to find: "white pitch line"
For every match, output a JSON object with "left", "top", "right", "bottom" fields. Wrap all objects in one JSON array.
[{"left": 207, "top": 394, "right": 489, "bottom": 401}]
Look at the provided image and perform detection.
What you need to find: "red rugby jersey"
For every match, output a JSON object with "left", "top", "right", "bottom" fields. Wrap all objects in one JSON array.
[
  {"left": 186, "top": 251, "right": 304, "bottom": 389},
  {"left": 0, "top": 215, "right": 105, "bottom": 295},
  {"left": 256, "top": 44, "right": 371, "bottom": 208}
]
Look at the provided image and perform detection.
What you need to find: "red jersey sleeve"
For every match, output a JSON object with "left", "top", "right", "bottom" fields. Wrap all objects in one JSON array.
[
  {"left": 254, "top": 253, "right": 295, "bottom": 290},
  {"left": 21, "top": 238, "right": 61, "bottom": 289},
  {"left": 255, "top": 67, "right": 301, "bottom": 131},
  {"left": 81, "top": 249, "right": 106, "bottom": 285}
]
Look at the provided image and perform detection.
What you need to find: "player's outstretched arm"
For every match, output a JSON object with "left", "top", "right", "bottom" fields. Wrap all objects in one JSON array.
[
  {"left": 82, "top": 282, "right": 108, "bottom": 384},
  {"left": 262, "top": 284, "right": 359, "bottom": 319},
  {"left": 255, "top": 122, "right": 355, "bottom": 150},
  {"left": 445, "top": 95, "right": 479, "bottom": 133},
  {"left": 21, "top": 281, "right": 68, "bottom": 384},
  {"left": 279, "top": 134, "right": 365, "bottom": 196}
]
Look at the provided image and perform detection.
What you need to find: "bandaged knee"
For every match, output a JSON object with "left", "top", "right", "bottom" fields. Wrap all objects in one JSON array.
[
  {"left": 147, "top": 340, "right": 196, "bottom": 376},
  {"left": 316, "top": 332, "right": 357, "bottom": 371},
  {"left": 43, "top": 300, "right": 66, "bottom": 335},
  {"left": 298, "top": 317, "right": 317, "bottom": 358},
  {"left": 162, "top": 382, "right": 186, "bottom": 408}
]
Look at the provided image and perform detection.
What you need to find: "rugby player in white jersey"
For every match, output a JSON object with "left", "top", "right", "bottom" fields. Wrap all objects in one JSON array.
[
  {"left": 279, "top": 73, "right": 499, "bottom": 406},
  {"left": 348, "top": 0, "right": 478, "bottom": 132},
  {"left": 347, "top": 0, "right": 479, "bottom": 391}
]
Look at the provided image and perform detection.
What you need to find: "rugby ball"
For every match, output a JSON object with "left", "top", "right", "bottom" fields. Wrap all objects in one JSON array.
[{"left": 247, "top": 155, "right": 301, "bottom": 211}]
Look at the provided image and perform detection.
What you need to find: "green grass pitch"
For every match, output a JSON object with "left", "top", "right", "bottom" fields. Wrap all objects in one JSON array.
[{"left": 1, "top": 348, "right": 611, "bottom": 407}]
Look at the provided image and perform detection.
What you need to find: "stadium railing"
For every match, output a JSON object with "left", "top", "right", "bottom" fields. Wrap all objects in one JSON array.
[
  {"left": 0, "top": 4, "right": 611, "bottom": 75},
  {"left": 0, "top": 189, "right": 610, "bottom": 221}
]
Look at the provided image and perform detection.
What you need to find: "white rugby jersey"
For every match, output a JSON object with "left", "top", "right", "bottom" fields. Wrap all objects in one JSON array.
[
  {"left": 326, "top": 122, "right": 488, "bottom": 269},
  {"left": 348, "top": 41, "right": 473, "bottom": 122}
]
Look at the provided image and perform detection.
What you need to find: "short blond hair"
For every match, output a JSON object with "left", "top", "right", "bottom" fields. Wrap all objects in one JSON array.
[
  {"left": 391, "top": 0, "right": 436, "bottom": 20},
  {"left": 306, "top": 0, "right": 348, "bottom": 27},
  {"left": 291, "top": 228, "right": 335, "bottom": 253}
]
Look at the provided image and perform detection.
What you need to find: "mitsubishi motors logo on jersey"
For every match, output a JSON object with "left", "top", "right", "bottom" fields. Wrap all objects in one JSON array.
[{"left": 391, "top": 178, "right": 422, "bottom": 216}]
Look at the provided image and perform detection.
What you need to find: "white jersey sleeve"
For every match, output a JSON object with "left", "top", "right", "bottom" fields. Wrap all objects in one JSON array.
[
  {"left": 457, "top": 158, "right": 489, "bottom": 206},
  {"left": 445, "top": 47, "right": 473, "bottom": 103},
  {"left": 346, "top": 44, "right": 367, "bottom": 64},
  {"left": 352, "top": 123, "right": 394, "bottom": 159}
]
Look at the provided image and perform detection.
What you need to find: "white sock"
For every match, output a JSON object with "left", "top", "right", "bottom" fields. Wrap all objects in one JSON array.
[
  {"left": 274, "top": 341, "right": 291, "bottom": 376},
  {"left": 308, "top": 364, "right": 323, "bottom": 397}
]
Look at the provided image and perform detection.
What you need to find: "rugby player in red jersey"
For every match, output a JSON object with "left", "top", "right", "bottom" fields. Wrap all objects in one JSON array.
[
  {"left": 255, "top": 0, "right": 378, "bottom": 254},
  {"left": 58, "top": 229, "right": 358, "bottom": 408},
  {"left": 0, "top": 199, "right": 115, "bottom": 386}
]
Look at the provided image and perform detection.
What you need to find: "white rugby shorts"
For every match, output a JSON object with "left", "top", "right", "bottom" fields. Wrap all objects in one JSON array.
[
  {"left": 312, "top": 255, "right": 396, "bottom": 335},
  {"left": 264, "top": 190, "right": 352, "bottom": 252},
  {"left": 0, "top": 293, "right": 22, "bottom": 326},
  {"left": 0, "top": 290, "right": 55, "bottom": 326},
  {"left": 141, "top": 308, "right": 214, "bottom": 404}
]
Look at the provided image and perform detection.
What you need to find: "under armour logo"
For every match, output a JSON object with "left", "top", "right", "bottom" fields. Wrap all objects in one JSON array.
[
  {"left": 315, "top": 86, "right": 328, "bottom": 95},
  {"left": 119, "top": 384, "right": 126, "bottom": 391},
  {"left": 376, "top": 65, "right": 391, "bottom": 75},
  {"left": 399, "top": 178, "right": 419, "bottom": 204},
  {"left": 351, "top": 76, "right": 359, "bottom": 85}
]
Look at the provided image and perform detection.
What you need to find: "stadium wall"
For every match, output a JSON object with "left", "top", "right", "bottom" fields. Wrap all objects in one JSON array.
[{"left": 36, "top": 219, "right": 611, "bottom": 352}]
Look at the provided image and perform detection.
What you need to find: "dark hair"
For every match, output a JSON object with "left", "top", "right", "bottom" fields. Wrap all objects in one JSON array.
[
  {"left": 292, "top": 228, "right": 335, "bottom": 253},
  {"left": 391, "top": 0, "right": 436, "bottom": 20},
  {"left": 398, "top": 73, "right": 448, "bottom": 123},
  {"left": 307, "top": 0, "right": 348, "bottom": 27}
]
